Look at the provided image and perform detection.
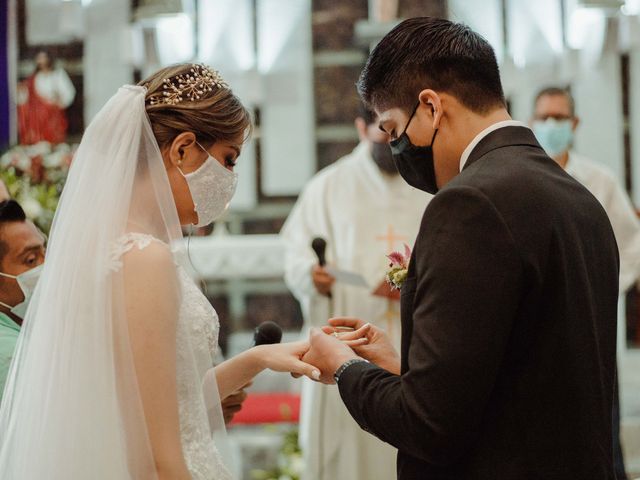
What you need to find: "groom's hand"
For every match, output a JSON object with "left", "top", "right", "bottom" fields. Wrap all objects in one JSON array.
[
  {"left": 302, "top": 328, "right": 360, "bottom": 384},
  {"left": 291, "top": 323, "right": 370, "bottom": 379},
  {"left": 325, "top": 318, "right": 401, "bottom": 375}
]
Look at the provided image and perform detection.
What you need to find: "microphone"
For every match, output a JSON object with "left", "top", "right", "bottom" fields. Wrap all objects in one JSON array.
[
  {"left": 253, "top": 321, "right": 283, "bottom": 346},
  {"left": 311, "top": 237, "right": 327, "bottom": 267},
  {"left": 312, "top": 236, "right": 333, "bottom": 300}
]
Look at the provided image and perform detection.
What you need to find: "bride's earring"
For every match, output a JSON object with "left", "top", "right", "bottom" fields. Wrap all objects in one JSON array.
[{"left": 177, "top": 148, "right": 184, "bottom": 167}]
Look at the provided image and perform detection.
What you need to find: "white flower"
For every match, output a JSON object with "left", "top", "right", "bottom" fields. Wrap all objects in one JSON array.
[
  {"left": 392, "top": 269, "right": 408, "bottom": 286},
  {"left": 43, "top": 150, "right": 65, "bottom": 168},
  {"left": 14, "top": 152, "right": 32, "bottom": 172},
  {"left": 1, "top": 146, "right": 25, "bottom": 168},
  {"left": 19, "top": 196, "right": 43, "bottom": 220},
  {"left": 289, "top": 454, "right": 304, "bottom": 475},
  {"left": 26, "top": 141, "right": 51, "bottom": 157},
  {"left": 0, "top": 152, "right": 11, "bottom": 168}
]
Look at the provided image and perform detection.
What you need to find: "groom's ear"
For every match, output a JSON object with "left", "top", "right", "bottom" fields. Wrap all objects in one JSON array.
[
  {"left": 418, "top": 89, "right": 443, "bottom": 129},
  {"left": 167, "top": 132, "right": 197, "bottom": 167}
]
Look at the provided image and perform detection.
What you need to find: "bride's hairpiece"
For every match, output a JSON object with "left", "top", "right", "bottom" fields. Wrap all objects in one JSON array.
[{"left": 148, "top": 64, "right": 228, "bottom": 106}]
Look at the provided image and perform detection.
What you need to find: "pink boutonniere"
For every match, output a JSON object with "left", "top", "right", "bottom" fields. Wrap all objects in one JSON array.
[{"left": 386, "top": 243, "right": 412, "bottom": 290}]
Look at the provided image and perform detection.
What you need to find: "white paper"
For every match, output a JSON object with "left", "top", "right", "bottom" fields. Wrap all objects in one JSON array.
[{"left": 325, "top": 266, "right": 370, "bottom": 289}]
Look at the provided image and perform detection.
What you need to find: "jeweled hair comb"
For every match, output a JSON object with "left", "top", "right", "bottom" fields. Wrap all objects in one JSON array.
[{"left": 148, "top": 64, "right": 228, "bottom": 106}]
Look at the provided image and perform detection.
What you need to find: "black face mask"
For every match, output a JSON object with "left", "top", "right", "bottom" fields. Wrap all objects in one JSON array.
[
  {"left": 389, "top": 101, "right": 439, "bottom": 194},
  {"left": 370, "top": 141, "right": 398, "bottom": 175}
]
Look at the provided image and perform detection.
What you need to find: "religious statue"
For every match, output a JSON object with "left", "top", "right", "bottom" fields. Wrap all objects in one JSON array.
[{"left": 17, "top": 50, "right": 76, "bottom": 145}]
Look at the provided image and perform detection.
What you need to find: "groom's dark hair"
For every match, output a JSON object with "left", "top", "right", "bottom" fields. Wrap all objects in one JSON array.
[
  {"left": 0, "top": 200, "right": 27, "bottom": 263},
  {"left": 357, "top": 17, "right": 506, "bottom": 115}
]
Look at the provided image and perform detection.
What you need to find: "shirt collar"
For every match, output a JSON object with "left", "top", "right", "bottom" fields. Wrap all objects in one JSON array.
[{"left": 459, "top": 120, "right": 530, "bottom": 171}]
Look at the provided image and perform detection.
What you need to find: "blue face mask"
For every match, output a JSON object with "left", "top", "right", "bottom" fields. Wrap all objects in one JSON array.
[{"left": 532, "top": 119, "right": 574, "bottom": 157}]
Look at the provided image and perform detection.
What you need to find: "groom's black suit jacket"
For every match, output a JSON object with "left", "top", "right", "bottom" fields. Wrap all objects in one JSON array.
[{"left": 338, "top": 127, "right": 619, "bottom": 479}]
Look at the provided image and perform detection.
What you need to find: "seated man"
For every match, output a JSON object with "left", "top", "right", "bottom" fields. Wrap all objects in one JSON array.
[{"left": 0, "top": 200, "right": 46, "bottom": 396}]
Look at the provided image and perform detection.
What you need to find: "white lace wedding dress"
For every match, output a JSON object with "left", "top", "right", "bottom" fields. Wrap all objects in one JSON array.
[{"left": 112, "top": 233, "right": 232, "bottom": 480}]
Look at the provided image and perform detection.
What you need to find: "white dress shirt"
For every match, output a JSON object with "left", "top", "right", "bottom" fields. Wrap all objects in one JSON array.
[{"left": 459, "top": 120, "right": 529, "bottom": 171}]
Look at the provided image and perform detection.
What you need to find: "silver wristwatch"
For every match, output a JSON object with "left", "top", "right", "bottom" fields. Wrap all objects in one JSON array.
[{"left": 333, "top": 358, "right": 369, "bottom": 384}]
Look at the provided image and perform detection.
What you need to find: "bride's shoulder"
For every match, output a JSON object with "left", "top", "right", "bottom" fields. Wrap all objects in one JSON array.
[{"left": 110, "top": 232, "right": 175, "bottom": 273}]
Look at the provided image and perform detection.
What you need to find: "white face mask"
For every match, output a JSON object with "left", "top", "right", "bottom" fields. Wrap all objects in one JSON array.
[
  {"left": 0, "top": 264, "right": 43, "bottom": 318},
  {"left": 178, "top": 143, "right": 238, "bottom": 227}
]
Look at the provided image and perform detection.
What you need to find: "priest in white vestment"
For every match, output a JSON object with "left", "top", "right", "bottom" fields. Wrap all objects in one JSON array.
[
  {"left": 532, "top": 87, "right": 639, "bottom": 480},
  {"left": 281, "top": 106, "right": 431, "bottom": 480}
]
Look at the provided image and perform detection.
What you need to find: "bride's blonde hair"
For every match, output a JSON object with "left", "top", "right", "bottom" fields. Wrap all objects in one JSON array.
[{"left": 139, "top": 63, "right": 252, "bottom": 148}]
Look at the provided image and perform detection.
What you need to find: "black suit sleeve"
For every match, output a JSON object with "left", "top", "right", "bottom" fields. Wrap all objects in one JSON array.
[{"left": 338, "top": 186, "right": 524, "bottom": 466}]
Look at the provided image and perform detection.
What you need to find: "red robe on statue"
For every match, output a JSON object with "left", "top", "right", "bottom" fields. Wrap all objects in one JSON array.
[{"left": 17, "top": 76, "right": 68, "bottom": 145}]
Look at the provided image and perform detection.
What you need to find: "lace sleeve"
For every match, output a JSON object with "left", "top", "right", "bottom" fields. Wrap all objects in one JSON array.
[{"left": 109, "top": 233, "right": 166, "bottom": 272}]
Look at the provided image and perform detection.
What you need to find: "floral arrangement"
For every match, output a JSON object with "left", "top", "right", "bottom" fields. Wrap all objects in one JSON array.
[
  {"left": 251, "top": 428, "right": 303, "bottom": 480},
  {"left": 386, "top": 244, "right": 412, "bottom": 290},
  {"left": 0, "top": 142, "right": 74, "bottom": 234}
]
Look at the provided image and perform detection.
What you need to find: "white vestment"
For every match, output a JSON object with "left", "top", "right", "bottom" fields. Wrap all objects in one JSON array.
[
  {"left": 566, "top": 151, "right": 640, "bottom": 291},
  {"left": 281, "top": 142, "right": 431, "bottom": 480},
  {"left": 17, "top": 68, "right": 76, "bottom": 108}
]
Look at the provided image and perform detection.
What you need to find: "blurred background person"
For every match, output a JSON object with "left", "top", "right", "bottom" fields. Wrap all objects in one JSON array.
[
  {"left": 281, "top": 103, "right": 430, "bottom": 480},
  {"left": 532, "top": 86, "right": 640, "bottom": 293},
  {"left": 532, "top": 86, "right": 640, "bottom": 480},
  {"left": 0, "top": 199, "right": 45, "bottom": 397},
  {"left": 16, "top": 50, "right": 76, "bottom": 145}
]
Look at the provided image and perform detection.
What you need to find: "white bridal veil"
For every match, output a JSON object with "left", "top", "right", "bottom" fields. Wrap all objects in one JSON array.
[{"left": 0, "top": 85, "right": 228, "bottom": 478}]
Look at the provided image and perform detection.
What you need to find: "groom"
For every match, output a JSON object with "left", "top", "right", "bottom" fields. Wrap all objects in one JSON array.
[{"left": 303, "top": 17, "right": 619, "bottom": 480}]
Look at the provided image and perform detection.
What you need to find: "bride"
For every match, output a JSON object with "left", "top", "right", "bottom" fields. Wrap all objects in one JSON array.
[{"left": 0, "top": 64, "right": 367, "bottom": 479}]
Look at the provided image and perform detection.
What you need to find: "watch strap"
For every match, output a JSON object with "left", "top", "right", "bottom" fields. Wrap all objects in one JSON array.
[{"left": 334, "top": 358, "right": 369, "bottom": 384}]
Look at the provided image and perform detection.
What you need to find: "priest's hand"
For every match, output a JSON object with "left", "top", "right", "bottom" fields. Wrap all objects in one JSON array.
[
  {"left": 325, "top": 318, "right": 401, "bottom": 375},
  {"left": 312, "top": 265, "right": 335, "bottom": 297},
  {"left": 302, "top": 328, "right": 362, "bottom": 384}
]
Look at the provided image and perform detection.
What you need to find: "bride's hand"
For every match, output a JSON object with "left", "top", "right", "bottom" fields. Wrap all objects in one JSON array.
[{"left": 252, "top": 341, "right": 322, "bottom": 381}]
